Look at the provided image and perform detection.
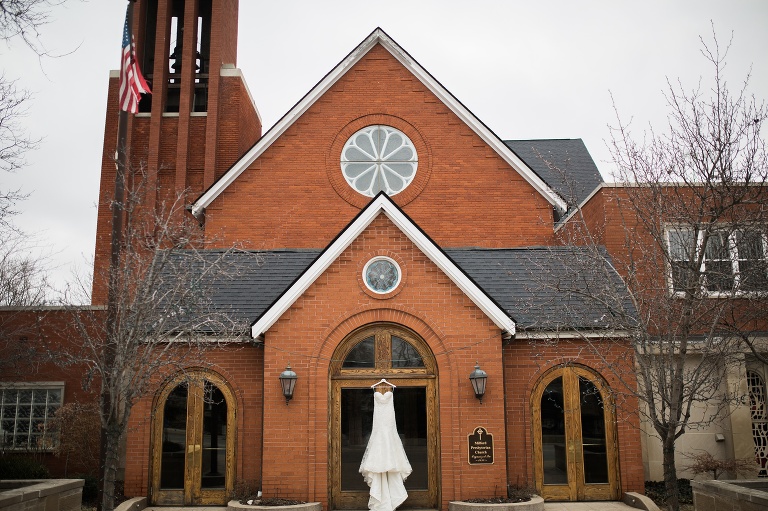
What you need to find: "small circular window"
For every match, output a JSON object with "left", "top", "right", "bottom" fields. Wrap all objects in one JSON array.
[
  {"left": 341, "top": 125, "right": 418, "bottom": 196},
  {"left": 363, "top": 257, "right": 401, "bottom": 294}
]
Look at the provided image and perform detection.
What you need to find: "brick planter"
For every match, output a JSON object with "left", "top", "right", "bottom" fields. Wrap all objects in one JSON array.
[
  {"left": 691, "top": 479, "right": 768, "bottom": 511},
  {"left": 448, "top": 497, "right": 545, "bottom": 511},
  {"left": 0, "top": 479, "right": 83, "bottom": 511},
  {"left": 228, "top": 501, "right": 322, "bottom": 511}
]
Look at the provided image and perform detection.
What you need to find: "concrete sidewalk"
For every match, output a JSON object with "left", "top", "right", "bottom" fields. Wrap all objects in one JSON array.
[{"left": 544, "top": 503, "right": 648, "bottom": 510}]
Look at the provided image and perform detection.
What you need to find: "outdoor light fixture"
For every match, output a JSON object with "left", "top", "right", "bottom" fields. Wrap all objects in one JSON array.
[
  {"left": 279, "top": 364, "right": 297, "bottom": 404},
  {"left": 469, "top": 362, "right": 487, "bottom": 403}
]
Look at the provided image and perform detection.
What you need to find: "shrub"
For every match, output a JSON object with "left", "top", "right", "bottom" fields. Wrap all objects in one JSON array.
[
  {"left": 0, "top": 456, "right": 50, "bottom": 479},
  {"left": 645, "top": 479, "right": 692, "bottom": 505},
  {"left": 686, "top": 451, "right": 758, "bottom": 479},
  {"left": 75, "top": 473, "right": 99, "bottom": 505}
]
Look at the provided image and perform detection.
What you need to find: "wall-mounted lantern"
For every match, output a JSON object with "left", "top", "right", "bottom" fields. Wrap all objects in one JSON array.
[
  {"left": 469, "top": 362, "right": 487, "bottom": 403},
  {"left": 279, "top": 364, "right": 297, "bottom": 404}
]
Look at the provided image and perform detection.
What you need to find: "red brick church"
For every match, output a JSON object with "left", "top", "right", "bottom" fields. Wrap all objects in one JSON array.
[{"left": 6, "top": 0, "right": 647, "bottom": 508}]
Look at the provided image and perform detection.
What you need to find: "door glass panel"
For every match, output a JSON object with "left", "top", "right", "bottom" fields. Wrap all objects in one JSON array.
[
  {"left": 160, "top": 385, "right": 188, "bottom": 489},
  {"left": 341, "top": 388, "right": 372, "bottom": 491},
  {"left": 579, "top": 377, "right": 609, "bottom": 484},
  {"left": 541, "top": 377, "right": 567, "bottom": 485},
  {"left": 201, "top": 382, "right": 227, "bottom": 489},
  {"left": 391, "top": 337, "right": 424, "bottom": 368},
  {"left": 342, "top": 337, "right": 375, "bottom": 368},
  {"left": 395, "top": 388, "right": 427, "bottom": 490},
  {"left": 340, "top": 387, "right": 427, "bottom": 491}
]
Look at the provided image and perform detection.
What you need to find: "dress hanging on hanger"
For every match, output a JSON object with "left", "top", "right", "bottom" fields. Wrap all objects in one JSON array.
[
  {"left": 371, "top": 378, "right": 396, "bottom": 394},
  {"left": 359, "top": 380, "right": 412, "bottom": 511}
]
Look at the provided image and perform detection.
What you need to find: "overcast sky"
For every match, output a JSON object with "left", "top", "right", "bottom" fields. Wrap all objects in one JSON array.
[{"left": 2, "top": 0, "right": 767, "bottom": 298}]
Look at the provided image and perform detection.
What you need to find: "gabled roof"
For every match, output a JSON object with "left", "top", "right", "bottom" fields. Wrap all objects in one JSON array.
[
  {"left": 249, "top": 193, "right": 516, "bottom": 338},
  {"left": 160, "top": 245, "right": 633, "bottom": 334},
  {"left": 190, "top": 28, "right": 567, "bottom": 219},
  {"left": 504, "top": 139, "right": 604, "bottom": 210}
]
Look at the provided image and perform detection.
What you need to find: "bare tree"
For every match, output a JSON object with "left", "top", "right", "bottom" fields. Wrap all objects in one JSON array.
[
  {"left": 0, "top": 0, "right": 73, "bottom": 219},
  {"left": 0, "top": 0, "right": 69, "bottom": 53},
  {"left": 0, "top": 0, "right": 74, "bottom": 301},
  {"left": 532, "top": 32, "right": 766, "bottom": 511},
  {"left": 55, "top": 173, "right": 255, "bottom": 511}
]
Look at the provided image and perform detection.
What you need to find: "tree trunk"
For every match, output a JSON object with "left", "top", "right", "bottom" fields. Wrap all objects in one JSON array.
[
  {"left": 100, "top": 424, "right": 122, "bottom": 511},
  {"left": 662, "top": 433, "right": 680, "bottom": 511}
]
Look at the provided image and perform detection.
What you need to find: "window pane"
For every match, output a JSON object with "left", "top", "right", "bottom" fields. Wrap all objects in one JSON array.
[
  {"left": 670, "top": 262, "right": 693, "bottom": 293},
  {"left": 391, "top": 337, "right": 424, "bottom": 368},
  {"left": 668, "top": 228, "right": 694, "bottom": 261},
  {"left": 3, "top": 390, "right": 18, "bottom": 405},
  {"left": 342, "top": 337, "right": 376, "bottom": 368},
  {"left": 541, "top": 377, "right": 567, "bottom": 485},
  {"left": 668, "top": 228, "right": 696, "bottom": 291},
  {"left": 705, "top": 231, "right": 734, "bottom": 291},
  {"left": 201, "top": 382, "right": 227, "bottom": 489},
  {"left": 705, "top": 261, "right": 735, "bottom": 292},
  {"left": 160, "top": 385, "right": 188, "bottom": 489},
  {"left": 737, "top": 230, "right": 767, "bottom": 291},
  {"left": 47, "top": 389, "right": 62, "bottom": 404},
  {"left": 580, "top": 377, "right": 609, "bottom": 484}
]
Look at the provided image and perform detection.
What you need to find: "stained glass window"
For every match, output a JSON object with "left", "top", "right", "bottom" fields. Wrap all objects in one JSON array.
[
  {"left": 364, "top": 257, "right": 401, "bottom": 294},
  {"left": 341, "top": 125, "right": 418, "bottom": 196}
]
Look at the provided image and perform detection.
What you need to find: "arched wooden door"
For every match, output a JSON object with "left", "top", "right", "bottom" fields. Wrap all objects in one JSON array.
[
  {"left": 330, "top": 324, "right": 440, "bottom": 510},
  {"left": 150, "top": 370, "right": 236, "bottom": 505},
  {"left": 532, "top": 365, "right": 620, "bottom": 501}
]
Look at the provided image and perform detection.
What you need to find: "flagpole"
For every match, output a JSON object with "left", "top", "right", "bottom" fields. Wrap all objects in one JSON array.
[{"left": 101, "top": 2, "right": 135, "bottom": 509}]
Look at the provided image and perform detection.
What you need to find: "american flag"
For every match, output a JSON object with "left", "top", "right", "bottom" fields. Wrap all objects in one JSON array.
[{"left": 119, "top": 5, "right": 151, "bottom": 113}]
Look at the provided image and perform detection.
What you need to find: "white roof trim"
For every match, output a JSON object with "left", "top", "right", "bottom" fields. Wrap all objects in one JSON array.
[
  {"left": 251, "top": 194, "right": 516, "bottom": 338},
  {"left": 553, "top": 182, "right": 606, "bottom": 232},
  {"left": 191, "top": 28, "right": 566, "bottom": 218}
]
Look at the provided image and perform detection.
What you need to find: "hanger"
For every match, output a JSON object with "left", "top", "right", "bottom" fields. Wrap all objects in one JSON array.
[{"left": 371, "top": 378, "right": 396, "bottom": 393}]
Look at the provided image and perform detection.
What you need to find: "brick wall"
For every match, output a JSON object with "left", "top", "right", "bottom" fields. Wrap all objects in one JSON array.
[
  {"left": 122, "top": 345, "right": 264, "bottom": 498},
  {"left": 503, "top": 337, "right": 645, "bottom": 496},
  {"left": 0, "top": 309, "right": 104, "bottom": 478},
  {"left": 258, "top": 215, "right": 508, "bottom": 509},
  {"left": 203, "top": 44, "right": 556, "bottom": 252}
]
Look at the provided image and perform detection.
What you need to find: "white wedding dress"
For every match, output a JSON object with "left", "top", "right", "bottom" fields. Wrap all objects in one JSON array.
[{"left": 359, "top": 391, "right": 412, "bottom": 511}]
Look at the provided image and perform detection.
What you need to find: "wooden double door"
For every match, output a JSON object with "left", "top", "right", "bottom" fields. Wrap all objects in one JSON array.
[
  {"left": 151, "top": 371, "right": 236, "bottom": 505},
  {"left": 329, "top": 324, "right": 440, "bottom": 510},
  {"left": 532, "top": 366, "right": 620, "bottom": 501}
]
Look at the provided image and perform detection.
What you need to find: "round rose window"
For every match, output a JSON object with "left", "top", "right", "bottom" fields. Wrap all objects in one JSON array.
[
  {"left": 341, "top": 125, "right": 418, "bottom": 196},
  {"left": 363, "top": 257, "right": 401, "bottom": 294}
]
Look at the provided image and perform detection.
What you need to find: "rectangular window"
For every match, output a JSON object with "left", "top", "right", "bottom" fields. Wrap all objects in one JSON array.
[
  {"left": 0, "top": 385, "right": 63, "bottom": 450},
  {"left": 667, "top": 226, "right": 768, "bottom": 294},
  {"left": 668, "top": 227, "right": 696, "bottom": 293},
  {"left": 703, "top": 230, "right": 735, "bottom": 292},
  {"left": 737, "top": 229, "right": 768, "bottom": 291}
]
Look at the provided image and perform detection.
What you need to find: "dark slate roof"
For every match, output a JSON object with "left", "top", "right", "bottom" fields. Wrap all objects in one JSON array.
[
  {"left": 162, "top": 247, "right": 634, "bottom": 333},
  {"left": 207, "top": 249, "right": 322, "bottom": 326},
  {"left": 504, "top": 139, "right": 603, "bottom": 210},
  {"left": 444, "top": 247, "right": 635, "bottom": 331}
]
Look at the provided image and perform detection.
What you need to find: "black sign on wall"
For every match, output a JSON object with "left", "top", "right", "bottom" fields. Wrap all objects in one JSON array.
[{"left": 468, "top": 426, "right": 494, "bottom": 464}]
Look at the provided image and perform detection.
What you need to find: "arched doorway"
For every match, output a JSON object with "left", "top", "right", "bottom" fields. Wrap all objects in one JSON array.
[
  {"left": 150, "top": 370, "right": 236, "bottom": 505},
  {"left": 532, "top": 365, "right": 620, "bottom": 501},
  {"left": 330, "top": 323, "right": 439, "bottom": 509}
]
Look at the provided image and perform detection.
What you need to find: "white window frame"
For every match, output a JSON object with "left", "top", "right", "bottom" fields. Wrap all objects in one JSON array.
[
  {"left": 362, "top": 256, "right": 402, "bottom": 294},
  {"left": 0, "top": 382, "right": 64, "bottom": 451},
  {"left": 665, "top": 226, "right": 768, "bottom": 296}
]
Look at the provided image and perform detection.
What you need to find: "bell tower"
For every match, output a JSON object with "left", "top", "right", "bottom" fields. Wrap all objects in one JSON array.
[{"left": 92, "top": 0, "right": 262, "bottom": 303}]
